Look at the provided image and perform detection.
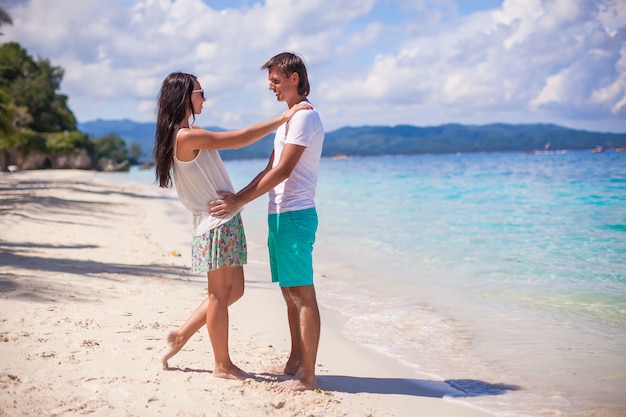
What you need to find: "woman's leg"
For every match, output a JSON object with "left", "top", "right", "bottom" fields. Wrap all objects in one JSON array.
[
  {"left": 162, "top": 297, "right": 209, "bottom": 369},
  {"left": 205, "top": 266, "right": 247, "bottom": 379},
  {"left": 162, "top": 267, "right": 245, "bottom": 370}
]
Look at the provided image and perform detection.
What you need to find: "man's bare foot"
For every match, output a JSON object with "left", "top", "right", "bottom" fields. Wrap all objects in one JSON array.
[
  {"left": 161, "top": 331, "right": 185, "bottom": 370},
  {"left": 274, "top": 378, "right": 317, "bottom": 392},
  {"left": 213, "top": 364, "right": 250, "bottom": 380},
  {"left": 267, "top": 361, "right": 299, "bottom": 376}
]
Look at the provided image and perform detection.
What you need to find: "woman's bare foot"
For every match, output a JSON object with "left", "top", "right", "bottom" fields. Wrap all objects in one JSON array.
[
  {"left": 213, "top": 364, "right": 250, "bottom": 380},
  {"left": 161, "top": 331, "right": 186, "bottom": 370}
]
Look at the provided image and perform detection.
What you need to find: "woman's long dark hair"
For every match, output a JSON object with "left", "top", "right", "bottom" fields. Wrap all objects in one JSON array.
[{"left": 154, "top": 72, "right": 197, "bottom": 188}]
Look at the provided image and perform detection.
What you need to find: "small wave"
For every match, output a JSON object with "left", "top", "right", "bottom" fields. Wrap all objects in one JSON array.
[
  {"left": 603, "top": 224, "right": 626, "bottom": 232},
  {"left": 446, "top": 379, "right": 522, "bottom": 397}
]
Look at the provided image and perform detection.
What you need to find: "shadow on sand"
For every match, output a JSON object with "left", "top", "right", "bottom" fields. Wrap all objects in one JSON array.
[
  {"left": 164, "top": 368, "right": 520, "bottom": 400},
  {"left": 317, "top": 375, "right": 521, "bottom": 398}
]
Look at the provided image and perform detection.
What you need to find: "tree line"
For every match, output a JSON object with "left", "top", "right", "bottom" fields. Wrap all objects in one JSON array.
[{"left": 0, "top": 7, "right": 137, "bottom": 171}]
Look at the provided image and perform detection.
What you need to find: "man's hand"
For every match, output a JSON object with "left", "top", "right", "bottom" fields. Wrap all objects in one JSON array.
[{"left": 208, "top": 191, "right": 241, "bottom": 218}]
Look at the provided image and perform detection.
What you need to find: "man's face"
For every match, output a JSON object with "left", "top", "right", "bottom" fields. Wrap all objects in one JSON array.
[{"left": 267, "top": 69, "right": 297, "bottom": 103}]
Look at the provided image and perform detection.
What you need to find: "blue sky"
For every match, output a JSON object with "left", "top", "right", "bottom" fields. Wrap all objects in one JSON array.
[{"left": 3, "top": 0, "right": 625, "bottom": 133}]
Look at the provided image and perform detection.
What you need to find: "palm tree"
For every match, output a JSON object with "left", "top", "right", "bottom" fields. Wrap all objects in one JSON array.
[
  {"left": 0, "top": 7, "right": 13, "bottom": 35},
  {"left": 0, "top": 6, "right": 15, "bottom": 138},
  {"left": 0, "top": 90, "right": 13, "bottom": 137}
]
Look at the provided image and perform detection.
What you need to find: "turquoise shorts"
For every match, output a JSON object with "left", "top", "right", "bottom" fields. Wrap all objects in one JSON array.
[
  {"left": 268, "top": 208, "right": 318, "bottom": 288},
  {"left": 191, "top": 213, "right": 247, "bottom": 274}
]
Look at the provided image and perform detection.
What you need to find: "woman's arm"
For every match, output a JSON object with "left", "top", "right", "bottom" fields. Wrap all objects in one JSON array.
[{"left": 177, "top": 102, "right": 311, "bottom": 155}]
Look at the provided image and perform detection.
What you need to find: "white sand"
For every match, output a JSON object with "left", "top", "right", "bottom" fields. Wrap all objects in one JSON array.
[{"left": 0, "top": 169, "right": 493, "bottom": 417}]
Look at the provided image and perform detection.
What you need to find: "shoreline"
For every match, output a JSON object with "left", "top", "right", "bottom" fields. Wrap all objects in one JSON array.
[{"left": 0, "top": 169, "right": 493, "bottom": 417}]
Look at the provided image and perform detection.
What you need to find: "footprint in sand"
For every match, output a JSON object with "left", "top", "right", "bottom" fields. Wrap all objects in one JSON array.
[
  {"left": 0, "top": 373, "right": 21, "bottom": 389},
  {"left": 81, "top": 340, "right": 100, "bottom": 348}
]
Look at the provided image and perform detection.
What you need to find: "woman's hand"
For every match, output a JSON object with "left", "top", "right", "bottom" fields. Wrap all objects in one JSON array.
[{"left": 282, "top": 101, "right": 312, "bottom": 120}]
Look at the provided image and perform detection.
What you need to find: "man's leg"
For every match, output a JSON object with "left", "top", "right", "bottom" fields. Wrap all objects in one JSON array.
[
  {"left": 276, "top": 287, "right": 303, "bottom": 375},
  {"left": 278, "top": 284, "right": 320, "bottom": 391}
]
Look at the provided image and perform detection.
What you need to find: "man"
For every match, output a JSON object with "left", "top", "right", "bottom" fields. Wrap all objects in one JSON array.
[{"left": 209, "top": 52, "right": 324, "bottom": 391}]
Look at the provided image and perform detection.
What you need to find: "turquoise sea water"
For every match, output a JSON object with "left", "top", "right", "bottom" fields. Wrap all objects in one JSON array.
[{"left": 108, "top": 150, "right": 626, "bottom": 416}]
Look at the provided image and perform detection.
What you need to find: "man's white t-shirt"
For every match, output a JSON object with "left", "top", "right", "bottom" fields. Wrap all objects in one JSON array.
[{"left": 268, "top": 102, "right": 324, "bottom": 214}]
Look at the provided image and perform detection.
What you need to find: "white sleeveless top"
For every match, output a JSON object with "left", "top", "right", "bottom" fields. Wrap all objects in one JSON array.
[{"left": 172, "top": 128, "right": 240, "bottom": 236}]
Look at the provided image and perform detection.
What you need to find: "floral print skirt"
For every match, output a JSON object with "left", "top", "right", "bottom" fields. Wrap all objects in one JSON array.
[{"left": 191, "top": 213, "right": 247, "bottom": 274}]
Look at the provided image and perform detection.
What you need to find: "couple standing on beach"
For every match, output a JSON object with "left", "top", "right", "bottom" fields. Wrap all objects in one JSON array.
[{"left": 153, "top": 52, "right": 324, "bottom": 392}]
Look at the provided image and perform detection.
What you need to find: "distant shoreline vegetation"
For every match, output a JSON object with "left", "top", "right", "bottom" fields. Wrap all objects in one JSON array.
[
  {"left": 2, "top": 33, "right": 624, "bottom": 171},
  {"left": 78, "top": 119, "right": 626, "bottom": 162},
  {"left": 0, "top": 40, "right": 139, "bottom": 172}
]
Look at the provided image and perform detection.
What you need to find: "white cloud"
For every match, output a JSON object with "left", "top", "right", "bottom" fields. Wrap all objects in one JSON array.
[
  {"left": 321, "top": 0, "right": 626, "bottom": 129},
  {"left": 335, "top": 22, "right": 384, "bottom": 56},
  {"left": 2, "top": 0, "right": 625, "bottom": 132},
  {"left": 590, "top": 45, "right": 626, "bottom": 114}
]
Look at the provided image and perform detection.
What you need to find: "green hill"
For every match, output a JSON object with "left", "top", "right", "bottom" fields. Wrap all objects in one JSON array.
[
  {"left": 78, "top": 120, "right": 626, "bottom": 161},
  {"left": 322, "top": 124, "right": 625, "bottom": 156}
]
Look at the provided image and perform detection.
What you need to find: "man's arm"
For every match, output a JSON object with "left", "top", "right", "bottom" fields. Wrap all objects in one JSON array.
[
  {"left": 237, "top": 152, "right": 275, "bottom": 197},
  {"left": 208, "top": 144, "right": 305, "bottom": 218}
]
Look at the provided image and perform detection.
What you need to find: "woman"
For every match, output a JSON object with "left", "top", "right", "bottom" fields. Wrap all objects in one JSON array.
[{"left": 154, "top": 72, "right": 310, "bottom": 379}]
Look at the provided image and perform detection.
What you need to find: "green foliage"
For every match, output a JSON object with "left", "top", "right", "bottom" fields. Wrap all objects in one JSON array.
[
  {"left": 0, "top": 128, "right": 94, "bottom": 159},
  {"left": 0, "top": 39, "right": 109, "bottom": 168},
  {"left": 128, "top": 142, "right": 141, "bottom": 164},
  {"left": 94, "top": 133, "right": 128, "bottom": 163},
  {"left": 321, "top": 124, "right": 626, "bottom": 156},
  {"left": 0, "top": 87, "right": 14, "bottom": 137},
  {"left": 78, "top": 119, "right": 155, "bottom": 159},
  {"left": 45, "top": 130, "right": 92, "bottom": 156},
  {"left": 0, "top": 42, "right": 77, "bottom": 133},
  {"left": 1, "top": 130, "right": 46, "bottom": 154}
]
